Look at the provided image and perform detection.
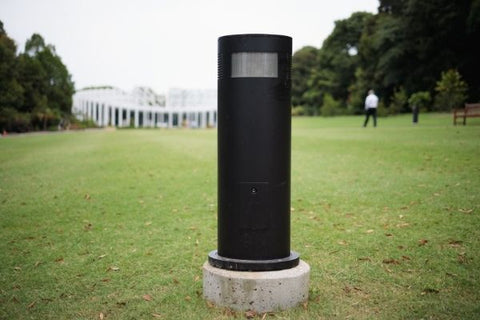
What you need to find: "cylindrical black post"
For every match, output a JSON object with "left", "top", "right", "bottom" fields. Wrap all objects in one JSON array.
[
  {"left": 412, "top": 106, "right": 419, "bottom": 124},
  {"left": 208, "top": 34, "right": 299, "bottom": 271}
]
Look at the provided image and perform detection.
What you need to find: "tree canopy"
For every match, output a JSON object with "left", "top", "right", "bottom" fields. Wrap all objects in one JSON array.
[
  {"left": 0, "top": 21, "right": 74, "bottom": 132},
  {"left": 292, "top": 0, "right": 480, "bottom": 115}
]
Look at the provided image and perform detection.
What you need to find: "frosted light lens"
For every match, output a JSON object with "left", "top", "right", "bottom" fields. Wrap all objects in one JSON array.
[{"left": 231, "top": 52, "right": 278, "bottom": 78}]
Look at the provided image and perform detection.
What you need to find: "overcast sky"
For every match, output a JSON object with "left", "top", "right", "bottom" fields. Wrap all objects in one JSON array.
[{"left": 1, "top": 0, "right": 378, "bottom": 94}]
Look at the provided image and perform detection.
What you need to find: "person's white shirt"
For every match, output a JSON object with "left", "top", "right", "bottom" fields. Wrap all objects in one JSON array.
[{"left": 365, "top": 91, "right": 379, "bottom": 110}]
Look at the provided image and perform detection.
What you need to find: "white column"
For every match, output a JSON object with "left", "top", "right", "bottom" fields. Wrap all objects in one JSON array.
[
  {"left": 102, "top": 104, "right": 107, "bottom": 127},
  {"left": 87, "top": 102, "right": 91, "bottom": 120},
  {"left": 118, "top": 107, "right": 123, "bottom": 128},
  {"left": 168, "top": 112, "right": 173, "bottom": 128},
  {"left": 134, "top": 109, "right": 139, "bottom": 128},
  {"left": 80, "top": 101, "right": 85, "bottom": 120},
  {"left": 200, "top": 112, "right": 206, "bottom": 128},
  {"left": 194, "top": 112, "right": 198, "bottom": 128},
  {"left": 126, "top": 108, "right": 131, "bottom": 127}
]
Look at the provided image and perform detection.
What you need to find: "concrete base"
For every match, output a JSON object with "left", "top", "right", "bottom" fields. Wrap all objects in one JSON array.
[{"left": 203, "top": 260, "right": 310, "bottom": 313}]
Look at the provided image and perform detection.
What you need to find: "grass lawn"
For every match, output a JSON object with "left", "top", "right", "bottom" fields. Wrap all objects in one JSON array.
[{"left": 0, "top": 113, "right": 479, "bottom": 319}]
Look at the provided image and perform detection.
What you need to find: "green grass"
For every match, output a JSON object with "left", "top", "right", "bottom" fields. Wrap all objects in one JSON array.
[{"left": 0, "top": 113, "right": 479, "bottom": 319}]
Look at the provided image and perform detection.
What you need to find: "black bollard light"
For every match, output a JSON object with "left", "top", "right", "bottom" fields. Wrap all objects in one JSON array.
[{"left": 208, "top": 34, "right": 299, "bottom": 271}]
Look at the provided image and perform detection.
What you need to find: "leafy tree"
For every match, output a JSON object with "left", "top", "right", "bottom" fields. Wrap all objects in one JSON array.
[
  {"left": 16, "top": 54, "right": 48, "bottom": 114},
  {"left": 0, "top": 21, "right": 26, "bottom": 131},
  {"left": 291, "top": 1, "right": 480, "bottom": 116},
  {"left": 357, "top": 10, "right": 406, "bottom": 102},
  {"left": 23, "top": 34, "right": 74, "bottom": 116},
  {"left": 292, "top": 46, "right": 320, "bottom": 111},
  {"left": 363, "top": 0, "right": 479, "bottom": 103},
  {"left": 25, "top": 33, "right": 47, "bottom": 55},
  {"left": 319, "top": 12, "right": 373, "bottom": 106},
  {"left": 0, "top": 22, "right": 24, "bottom": 112},
  {"left": 378, "top": 0, "right": 407, "bottom": 14},
  {"left": 434, "top": 69, "right": 468, "bottom": 111},
  {"left": 291, "top": 12, "right": 373, "bottom": 115},
  {"left": 402, "top": 0, "right": 472, "bottom": 94},
  {"left": 0, "top": 22, "right": 75, "bottom": 131},
  {"left": 463, "top": 0, "right": 480, "bottom": 101}
]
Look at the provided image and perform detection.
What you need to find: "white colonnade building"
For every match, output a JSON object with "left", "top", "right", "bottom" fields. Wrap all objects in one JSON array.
[{"left": 72, "top": 87, "right": 217, "bottom": 128}]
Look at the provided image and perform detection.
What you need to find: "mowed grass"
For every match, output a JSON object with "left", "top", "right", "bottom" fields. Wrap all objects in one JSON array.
[{"left": 0, "top": 113, "right": 479, "bottom": 319}]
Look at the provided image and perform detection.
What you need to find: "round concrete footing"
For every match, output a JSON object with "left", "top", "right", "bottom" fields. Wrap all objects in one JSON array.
[{"left": 203, "top": 260, "right": 310, "bottom": 313}]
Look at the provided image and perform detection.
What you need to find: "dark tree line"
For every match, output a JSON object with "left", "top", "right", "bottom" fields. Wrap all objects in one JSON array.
[
  {"left": 292, "top": 0, "right": 479, "bottom": 116},
  {"left": 0, "top": 21, "right": 74, "bottom": 132}
]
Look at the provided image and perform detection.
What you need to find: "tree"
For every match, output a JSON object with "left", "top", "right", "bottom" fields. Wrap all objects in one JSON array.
[
  {"left": 0, "top": 21, "right": 26, "bottom": 131},
  {"left": 16, "top": 33, "right": 74, "bottom": 130},
  {"left": 0, "top": 21, "right": 24, "bottom": 112},
  {"left": 361, "top": 0, "right": 479, "bottom": 103},
  {"left": 292, "top": 46, "right": 320, "bottom": 111},
  {"left": 0, "top": 22, "right": 75, "bottom": 131},
  {"left": 16, "top": 53, "right": 48, "bottom": 114},
  {"left": 284, "top": 1, "right": 480, "bottom": 115},
  {"left": 319, "top": 12, "right": 373, "bottom": 106},
  {"left": 434, "top": 69, "right": 468, "bottom": 111},
  {"left": 291, "top": 12, "right": 373, "bottom": 115},
  {"left": 24, "top": 34, "right": 74, "bottom": 116}
]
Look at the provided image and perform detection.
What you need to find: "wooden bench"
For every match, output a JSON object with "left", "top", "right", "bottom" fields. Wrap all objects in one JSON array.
[{"left": 453, "top": 103, "right": 480, "bottom": 125}]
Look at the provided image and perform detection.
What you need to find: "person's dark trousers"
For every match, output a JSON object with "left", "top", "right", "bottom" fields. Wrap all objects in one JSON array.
[{"left": 363, "top": 108, "right": 377, "bottom": 127}]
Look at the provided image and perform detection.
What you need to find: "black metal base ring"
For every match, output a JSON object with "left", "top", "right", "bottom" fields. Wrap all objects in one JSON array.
[{"left": 208, "top": 250, "right": 299, "bottom": 271}]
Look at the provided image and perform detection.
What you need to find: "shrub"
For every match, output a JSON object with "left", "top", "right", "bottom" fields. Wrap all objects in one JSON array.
[
  {"left": 389, "top": 87, "right": 408, "bottom": 114},
  {"left": 408, "top": 91, "right": 431, "bottom": 112},
  {"left": 0, "top": 108, "right": 32, "bottom": 132},
  {"left": 377, "top": 100, "right": 389, "bottom": 117},
  {"left": 434, "top": 69, "right": 468, "bottom": 111},
  {"left": 321, "top": 93, "right": 342, "bottom": 117},
  {"left": 292, "top": 106, "right": 306, "bottom": 116}
]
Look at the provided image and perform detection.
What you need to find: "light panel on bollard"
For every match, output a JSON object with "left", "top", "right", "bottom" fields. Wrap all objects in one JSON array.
[{"left": 231, "top": 52, "right": 278, "bottom": 78}]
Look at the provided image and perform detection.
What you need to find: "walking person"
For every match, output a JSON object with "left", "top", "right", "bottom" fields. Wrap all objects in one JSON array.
[{"left": 363, "top": 89, "right": 378, "bottom": 127}]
